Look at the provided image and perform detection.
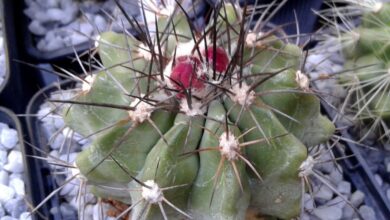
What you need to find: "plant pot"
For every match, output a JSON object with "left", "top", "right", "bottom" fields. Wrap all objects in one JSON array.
[
  {"left": 26, "top": 80, "right": 77, "bottom": 220},
  {"left": 0, "top": 0, "right": 45, "bottom": 113}
]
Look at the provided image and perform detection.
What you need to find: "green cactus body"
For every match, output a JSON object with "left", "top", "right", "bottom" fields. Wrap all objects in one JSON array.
[
  {"left": 256, "top": 69, "right": 335, "bottom": 146},
  {"left": 244, "top": 42, "right": 301, "bottom": 72},
  {"left": 189, "top": 100, "right": 250, "bottom": 220},
  {"left": 75, "top": 110, "right": 175, "bottom": 185},
  {"left": 224, "top": 97, "right": 307, "bottom": 219},
  {"left": 370, "top": 93, "right": 390, "bottom": 120},
  {"left": 128, "top": 113, "right": 204, "bottom": 219},
  {"left": 60, "top": 2, "right": 340, "bottom": 219}
]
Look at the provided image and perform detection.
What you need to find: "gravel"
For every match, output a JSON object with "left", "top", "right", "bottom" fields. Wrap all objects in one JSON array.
[
  {"left": 24, "top": 0, "right": 141, "bottom": 52},
  {"left": 0, "top": 123, "right": 30, "bottom": 219}
]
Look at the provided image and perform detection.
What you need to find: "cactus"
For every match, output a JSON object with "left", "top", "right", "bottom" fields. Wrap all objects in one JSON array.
[
  {"left": 60, "top": 2, "right": 335, "bottom": 219},
  {"left": 334, "top": 1, "right": 390, "bottom": 140}
]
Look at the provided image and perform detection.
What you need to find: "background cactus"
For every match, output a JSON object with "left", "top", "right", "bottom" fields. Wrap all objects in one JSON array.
[
  {"left": 333, "top": 1, "right": 390, "bottom": 141},
  {"left": 59, "top": 2, "right": 336, "bottom": 219}
]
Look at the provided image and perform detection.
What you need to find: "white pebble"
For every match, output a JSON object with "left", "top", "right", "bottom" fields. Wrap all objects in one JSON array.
[
  {"left": 329, "top": 168, "right": 343, "bottom": 185},
  {"left": 337, "top": 181, "right": 351, "bottom": 195},
  {"left": 3, "top": 151, "right": 24, "bottom": 173},
  {"left": 0, "top": 184, "right": 15, "bottom": 204},
  {"left": 28, "top": 20, "right": 47, "bottom": 36},
  {"left": 325, "top": 196, "right": 346, "bottom": 209},
  {"left": 314, "top": 185, "right": 333, "bottom": 203},
  {"left": 19, "top": 212, "right": 32, "bottom": 220},
  {"left": 313, "top": 206, "right": 342, "bottom": 220},
  {"left": 0, "top": 171, "right": 8, "bottom": 185},
  {"left": 350, "top": 190, "right": 365, "bottom": 207},
  {"left": 46, "top": 8, "right": 67, "bottom": 22},
  {"left": 94, "top": 15, "right": 107, "bottom": 32},
  {"left": 0, "top": 129, "right": 18, "bottom": 149},
  {"left": 50, "top": 134, "right": 65, "bottom": 150},
  {"left": 342, "top": 205, "right": 355, "bottom": 219},
  {"left": 0, "top": 150, "right": 7, "bottom": 167},
  {"left": 9, "top": 178, "right": 25, "bottom": 196},
  {"left": 43, "top": 36, "right": 64, "bottom": 52},
  {"left": 359, "top": 205, "right": 376, "bottom": 220}
]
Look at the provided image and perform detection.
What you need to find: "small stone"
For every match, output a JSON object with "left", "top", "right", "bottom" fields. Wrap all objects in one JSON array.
[
  {"left": 350, "top": 190, "right": 365, "bottom": 207},
  {"left": 4, "top": 197, "right": 28, "bottom": 218},
  {"left": 326, "top": 196, "right": 346, "bottom": 209},
  {"left": 342, "top": 205, "right": 355, "bottom": 219},
  {"left": 374, "top": 174, "right": 383, "bottom": 186},
  {"left": 0, "top": 184, "right": 15, "bottom": 204},
  {"left": 19, "top": 212, "right": 32, "bottom": 220},
  {"left": 84, "top": 205, "right": 93, "bottom": 220},
  {"left": 28, "top": 20, "right": 46, "bottom": 36},
  {"left": 313, "top": 206, "right": 342, "bottom": 220},
  {"left": 314, "top": 185, "right": 334, "bottom": 203},
  {"left": 0, "top": 150, "right": 7, "bottom": 167},
  {"left": 59, "top": 203, "right": 76, "bottom": 218},
  {"left": 359, "top": 205, "right": 376, "bottom": 220},
  {"left": 9, "top": 178, "right": 25, "bottom": 196},
  {"left": 337, "top": 181, "right": 351, "bottom": 195},
  {"left": 329, "top": 169, "right": 343, "bottom": 185},
  {"left": 3, "top": 151, "right": 24, "bottom": 173},
  {"left": 0, "top": 129, "right": 18, "bottom": 149},
  {"left": 50, "top": 134, "right": 65, "bottom": 150},
  {"left": 0, "top": 171, "right": 8, "bottom": 185},
  {"left": 53, "top": 117, "right": 65, "bottom": 130},
  {"left": 9, "top": 173, "right": 23, "bottom": 181},
  {"left": 303, "top": 193, "right": 314, "bottom": 211},
  {"left": 59, "top": 182, "right": 75, "bottom": 196}
]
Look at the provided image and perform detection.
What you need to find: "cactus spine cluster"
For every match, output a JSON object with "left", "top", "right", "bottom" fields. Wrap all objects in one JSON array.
[{"left": 63, "top": 2, "right": 335, "bottom": 219}]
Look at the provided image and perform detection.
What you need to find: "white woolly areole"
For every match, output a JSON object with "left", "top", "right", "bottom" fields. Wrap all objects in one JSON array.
[
  {"left": 81, "top": 74, "right": 96, "bottom": 92},
  {"left": 176, "top": 41, "right": 196, "bottom": 57},
  {"left": 230, "top": 82, "right": 256, "bottom": 106},
  {"left": 128, "top": 96, "right": 154, "bottom": 124},
  {"left": 372, "top": 2, "right": 383, "bottom": 13},
  {"left": 246, "top": 32, "right": 265, "bottom": 47},
  {"left": 295, "top": 70, "right": 310, "bottom": 90},
  {"left": 219, "top": 131, "right": 240, "bottom": 160},
  {"left": 94, "top": 35, "right": 101, "bottom": 48},
  {"left": 298, "top": 156, "right": 314, "bottom": 177},
  {"left": 180, "top": 99, "right": 205, "bottom": 116},
  {"left": 138, "top": 43, "right": 152, "bottom": 60},
  {"left": 72, "top": 162, "right": 86, "bottom": 181},
  {"left": 141, "top": 180, "right": 163, "bottom": 204}
]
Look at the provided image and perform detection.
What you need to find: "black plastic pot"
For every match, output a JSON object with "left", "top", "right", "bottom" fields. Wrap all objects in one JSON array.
[
  {"left": 322, "top": 105, "right": 390, "bottom": 220},
  {"left": 0, "top": 0, "right": 45, "bottom": 114},
  {"left": 26, "top": 80, "right": 77, "bottom": 220},
  {"left": 0, "top": 107, "right": 34, "bottom": 219}
]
